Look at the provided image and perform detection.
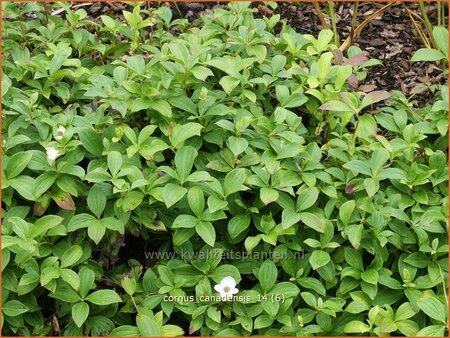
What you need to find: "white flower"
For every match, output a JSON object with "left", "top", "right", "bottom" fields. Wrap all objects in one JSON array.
[
  {"left": 46, "top": 147, "right": 60, "bottom": 165},
  {"left": 55, "top": 125, "right": 66, "bottom": 141},
  {"left": 214, "top": 276, "right": 239, "bottom": 301}
]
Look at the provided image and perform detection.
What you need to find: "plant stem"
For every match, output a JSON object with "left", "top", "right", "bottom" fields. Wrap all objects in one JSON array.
[
  {"left": 418, "top": 2, "right": 436, "bottom": 48},
  {"left": 435, "top": 256, "right": 448, "bottom": 308},
  {"left": 437, "top": 1, "right": 441, "bottom": 27},
  {"left": 350, "top": 1, "right": 359, "bottom": 47},
  {"left": 328, "top": 1, "right": 339, "bottom": 46},
  {"left": 441, "top": 1, "right": 447, "bottom": 27},
  {"left": 312, "top": 2, "right": 330, "bottom": 30},
  {"left": 174, "top": 2, "right": 183, "bottom": 19}
]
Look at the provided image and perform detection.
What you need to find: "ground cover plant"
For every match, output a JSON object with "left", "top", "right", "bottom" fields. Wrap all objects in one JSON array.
[{"left": 1, "top": 1, "right": 449, "bottom": 336}]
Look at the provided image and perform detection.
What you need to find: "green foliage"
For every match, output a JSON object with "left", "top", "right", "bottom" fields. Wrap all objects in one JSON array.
[
  {"left": 1, "top": 1, "right": 448, "bottom": 337},
  {"left": 411, "top": 27, "right": 449, "bottom": 71}
]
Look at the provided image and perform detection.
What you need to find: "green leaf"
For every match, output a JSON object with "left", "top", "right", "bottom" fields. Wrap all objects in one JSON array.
[
  {"left": 248, "top": 45, "right": 267, "bottom": 63},
  {"left": 283, "top": 92, "right": 308, "bottom": 108},
  {"left": 395, "top": 302, "right": 416, "bottom": 321},
  {"left": 85, "top": 290, "right": 122, "bottom": 305},
  {"left": 110, "top": 326, "right": 140, "bottom": 336},
  {"left": 379, "top": 168, "right": 406, "bottom": 180},
  {"left": 317, "top": 52, "right": 333, "bottom": 83},
  {"left": 416, "top": 325, "right": 445, "bottom": 337},
  {"left": 2, "top": 73, "right": 11, "bottom": 97},
  {"left": 137, "top": 313, "right": 161, "bottom": 336},
  {"left": 72, "top": 302, "right": 89, "bottom": 328},
  {"left": 271, "top": 55, "right": 286, "bottom": 73},
  {"left": 370, "top": 149, "right": 389, "bottom": 176},
  {"left": 296, "top": 187, "right": 319, "bottom": 211},
  {"left": 171, "top": 123, "right": 203, "bottom": 148},
  {"left": 228, "top": 214, "right": 251, "bottom": 239},
  {"left": 101, "top": 15, "right": 116, "bottom": 30},
  {"left": 228, "top": 136, "right": 248, "bottom": 157},
  {"left": 281, "top": 209, "right": 301, "bottom": 230},
  {"left": 364, "top": 178, "right": 379, "bottom": 197},
  {"left": 6, "top": 152, "right": 33, "bottom": 179},
  {"left": 433, "top": 27, "right": 448, "bottom": 56},
  {"left": 191, "top": 66, "right": 214, "bottom": 81},
  {"left": 87, "top": 185, "right": 106, "bottom": 218},
  {"left": 107, "top": 151, "right": 122, "bottom": 177},
  {"left": 344, "top": 320, "right": 370, "bottom": 333},
  {"left": 172, "top": 214, "right": 198, "bottom": 229},
  {"left": 78, "top": 267, "right": 95, "bottom": 298},
  {"left": 175, "top": 146, "right": 198, "bottom": 183},
  {"left": 10, "top": 175, "right": 36, "bottom": 201},
  {"left": 299, "top": 212, "right": 324, "bottom": 233},
  {"left": 339, "top": 200, "right": 355, "bottom": 226},
  {"left": 260, "top": 187, "right": 279, "bottom": 205},
  {"left": 2, "top": 300, "right": 28, "bottom": 317},
  {"left": 79, "top": 128, "right": 103, "bottom": 156},
  {"left": 41, "top": 266, "right": 60, "bottom": 286},
  {"left": 361, "top": 269, "right": 378, "bottom": 285},
  {"left": 417, "top": 294, "right": 446, "bottom": 323},
  {"left": 168, "top": 42, "right": 190, "bottom": 65},
  {"left": 320, "top": 100, "right": 353, "bottom": 112},
  {"left": 195, "top": 221, "right": 216, "bottom": 247},
  {"left": 122, "top": 275, "right": 137, "bottom": 296},
  {"left": 152, "top": 99, "right": 172, "bottom": 117},
  {"left": 224, "top": 168, "right": 247, "bottom": 196},
  {"left": 356, "top": 114, "right": 377, "bottom": 139},
  {"left": 344, "top": 160, "right": 371, "bottom": 176},
  {"left": 162, "top": 184, "right": 187, "bottom": 208},
  {"left": 126, "top": 55, "right": 145, "bottom": 74},
  {"left": 219, "top": 76, "right": 240, "bottom": 94},
  {"left": 34, "top": 172, "right": 58, "bottom": 198},
  {"left": 87, "top": 220, "right": 106, "bottom": 244},
  {"left": 347, "top": 223, "right": 363, "bottom": 249},
  {"left": 269, "top": 282, "right": 300, "bottom": 298},
  {"left": 188, "top": 186, "right": 204, "bottom": 218},
  {"left": 259, "top": 260, "right": 277, "bottom": 293},
  {"left": 411, "top": 48, "right": 445, "bottom": 62},
  {"left": 60, "top": 269, "right": 80, "bottom": 291},
  {"left": 309, "top": 250, "right": 330, "bottom": 270},
  {"left": 210, "top": 265, "right": 241, "bottom": 283},
  {"left": 297, "top": 277, "right": 326, "bottom": 296},
  {"left": 122, "top": 191, "right": 144, "bottom": 212},
  {"left": 161, "top": 325, "right": 184, "bottom": 337},
  {"left": 345, "top": 248, "right": 363, "bottom": 270},
  {"left": 49, "top": 50, "right": 70, "bottom": 74},
  {"left": 61, "top": 245, "right": 83, "bottom": 268}
]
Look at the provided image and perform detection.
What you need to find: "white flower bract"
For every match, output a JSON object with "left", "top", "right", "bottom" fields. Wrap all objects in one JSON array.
[
  {"left": 213, "top": 276, "right": 239, "bottom": 301},
  {"left": 55, "top": 125, "right": 66, "bottom": 141},
  {"left": 46, "top": 147, "right": 60, "bottom": 165}
]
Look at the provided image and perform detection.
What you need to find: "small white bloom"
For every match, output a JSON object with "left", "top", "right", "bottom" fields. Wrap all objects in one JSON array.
[
  {"left": 214, "top": 276, "right": 239, "bottom": 301},
  {"left": 46, "top": 147, "right": 60, "bottom": 165},
  {"left": 55, "top": 125, "right": 66, "bottom": 141}
]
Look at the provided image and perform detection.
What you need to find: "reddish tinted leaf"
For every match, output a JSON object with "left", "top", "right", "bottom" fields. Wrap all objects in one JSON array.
[
  {"left": 33, "top": 202, "right": 47, "bottom": 216},
  {"left": 342, "top": 54, "right": 368, "bottom": 67},
  {"left": 52, "top": 190, "right": 76, "bottom": 210}
]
